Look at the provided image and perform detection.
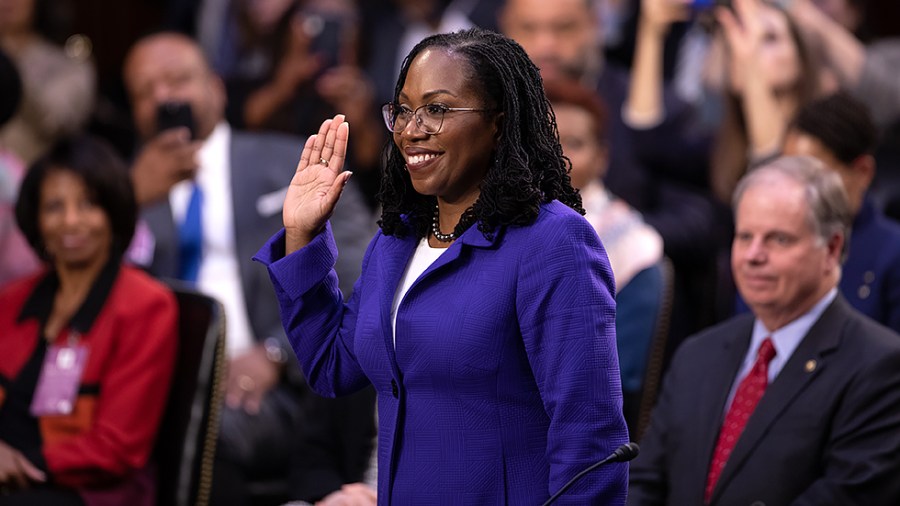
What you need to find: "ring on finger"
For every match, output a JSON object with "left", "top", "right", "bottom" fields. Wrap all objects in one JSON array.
[
  {"left": 319, "top": 158, "right": 329, "bottom": 167},
  {"left": 238, "top": 375, "right": 256, "bottom": 392}
]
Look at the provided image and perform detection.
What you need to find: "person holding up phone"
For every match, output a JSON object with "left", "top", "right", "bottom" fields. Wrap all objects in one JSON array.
[{"left": 231, "top": 0, "right": 385, "bottom": 207}]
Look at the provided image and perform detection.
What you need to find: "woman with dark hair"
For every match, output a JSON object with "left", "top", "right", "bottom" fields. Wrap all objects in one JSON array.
[
  {"left": 254, "top": 27, "right": 628, "bottom": 504},
  {"left": 0, "top": 136, "right": 177, "bottom": 506},
  {"left": 627, "top": 0, "right": 824, "bottom": 204}
]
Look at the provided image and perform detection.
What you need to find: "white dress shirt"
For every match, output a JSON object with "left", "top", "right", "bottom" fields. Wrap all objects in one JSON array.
[{"left": 170, "top": 122, "right": 255, "bottom": 356}]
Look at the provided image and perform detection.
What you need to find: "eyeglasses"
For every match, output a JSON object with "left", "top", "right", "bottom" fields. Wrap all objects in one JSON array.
[{"left": 381, "top": 103, "right": 493, "bottom": 135}]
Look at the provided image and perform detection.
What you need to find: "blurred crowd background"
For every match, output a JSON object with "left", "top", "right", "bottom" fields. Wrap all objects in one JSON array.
[{"left": 2, "top": 0, "right": 900, "bottom": 504}]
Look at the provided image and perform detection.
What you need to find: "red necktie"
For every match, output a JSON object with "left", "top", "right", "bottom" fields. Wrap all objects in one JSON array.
[{"left": 704, "top": 337, "right": 777, "bottom": 503}]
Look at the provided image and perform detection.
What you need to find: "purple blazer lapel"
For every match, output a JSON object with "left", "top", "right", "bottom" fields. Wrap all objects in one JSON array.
[
  {"left": 376, "top": 233, "right": 418, "bottom": 373},
  {"left": 373, "top": 224, "right": 501, "bottom": 374}
]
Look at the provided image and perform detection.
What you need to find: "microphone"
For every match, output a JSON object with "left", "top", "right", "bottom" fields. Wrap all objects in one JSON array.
[{"left": 541, "top": 442, "right": 640, "bottom": 506}]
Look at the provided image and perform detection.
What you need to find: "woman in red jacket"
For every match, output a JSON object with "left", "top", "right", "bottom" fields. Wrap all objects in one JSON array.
[{"left": 0, "top": 136, "right": 178, "bottom": 505}]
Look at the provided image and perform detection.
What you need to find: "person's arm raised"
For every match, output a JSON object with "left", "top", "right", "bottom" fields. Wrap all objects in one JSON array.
[
  {"left": 624, "top": 0, "right": 691, "bottom": 129},
  {"left": 283, "top": 114, "right": 353, "bottom": 255}
]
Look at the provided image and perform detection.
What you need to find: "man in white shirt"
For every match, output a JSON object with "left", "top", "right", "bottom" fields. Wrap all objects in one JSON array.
[
  {"left": 123, "top": 32, "right": 375, "bottom": 504},
  {"left": 628, "top": 156, "right": 900, "bottom": 505}
]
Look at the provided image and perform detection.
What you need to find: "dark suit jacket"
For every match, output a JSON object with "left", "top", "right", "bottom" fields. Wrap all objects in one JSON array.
[
  {"left": 840, "top": 196, "right": 900, "bottom": 333},
  {"left": 629, "top": 295, "right": 900, "bottom": 506}
]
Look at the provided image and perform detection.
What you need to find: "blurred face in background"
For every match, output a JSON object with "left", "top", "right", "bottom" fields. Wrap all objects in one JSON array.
[
  {"left": 124, "top": 34, "right": 226, "bottom": 141},
  {"left": 783, "top": 129, "right": 871, "bottom": 215},
  {"left": 39, "top": 169, "right": 112, "bottom": 271},
  {"left": 500, "top": 0, "right": 599, "bottom": 82},
  {"left": 553, "top": 102, "right": 607, "bottom": 190},
  {"left": 728, "top": 5, "right": 801, "bottom": 95}
]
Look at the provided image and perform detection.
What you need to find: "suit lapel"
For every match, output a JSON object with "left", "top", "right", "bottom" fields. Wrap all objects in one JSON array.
[
  {"left": 377, "top": 232, "right": 418, "bottom": 375},
  {"left": 229, "top": 135, "right": 256, "bottom": 301},
  {"left": 712, "top": 297, "right": 847, "bottom": 502},
  {"left": 696, "top": 318, "right": 754, "bottom": 485},
  {"left": 375, "top": 224, "right": 500, "bottom": 374},
  {"left": 142, "top": 201, "right": 178, "bottom": 277}
]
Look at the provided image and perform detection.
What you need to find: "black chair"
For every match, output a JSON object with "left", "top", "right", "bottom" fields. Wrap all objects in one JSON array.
[
  {"left": 155, "top": 283, "right": 227, "bottom": 506},
  {"left": 634, "top": 257, "right": 675, "bottom": 442}
]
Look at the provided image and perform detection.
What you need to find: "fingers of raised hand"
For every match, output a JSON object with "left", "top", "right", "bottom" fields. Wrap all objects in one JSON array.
[
  {"left": 319, "top": 113, "right": 346, "bottom": 165},
  {"left": 329, "top": 121, "right": 349, "bottom": 169},
  {"left": 297, "top": 134, "right": 317, "bottom": 172}
]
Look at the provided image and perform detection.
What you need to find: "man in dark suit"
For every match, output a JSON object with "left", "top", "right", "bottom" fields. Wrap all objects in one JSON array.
[
  {"left": 123, "top": 33, "right": 375, "bottom": 504},
  {"left": 629, "top": 155, "right": 900, "bottom": 505}
]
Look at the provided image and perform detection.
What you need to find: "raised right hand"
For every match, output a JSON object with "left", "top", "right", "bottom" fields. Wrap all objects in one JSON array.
[
  {"left": 283, "top": 114, "right": 352, "bottom": 254},
  {"left": 640, "top": 0, "right": 691, "bottom": 35}
]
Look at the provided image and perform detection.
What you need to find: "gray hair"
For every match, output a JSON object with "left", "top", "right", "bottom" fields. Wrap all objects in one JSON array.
[{"left": 732, "top": 155, "right": 853, "bottom": 258}]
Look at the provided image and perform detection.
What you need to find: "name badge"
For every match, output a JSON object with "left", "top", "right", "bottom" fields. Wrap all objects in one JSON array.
[{"left": 29, "top": 344, "right": 89, "bottom": 416}]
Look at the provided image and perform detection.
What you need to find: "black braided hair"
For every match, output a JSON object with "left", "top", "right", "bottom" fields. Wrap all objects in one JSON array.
[{"left": 377, "top": 27, "right": 583, "bottom": 240}]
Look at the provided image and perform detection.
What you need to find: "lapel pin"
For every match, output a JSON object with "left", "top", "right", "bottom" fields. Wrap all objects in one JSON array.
[{"left": 805, "top": 359, "right": 817, "bottom": 373}]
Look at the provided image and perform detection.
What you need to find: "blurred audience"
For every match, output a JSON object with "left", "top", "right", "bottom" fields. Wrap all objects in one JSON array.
[
  {"left": 213, "top": 0, "right": 384, "bottom": 208},
  {"left": 0, "top": 135, "right": 178, "bottom": 506},
  {"left": 0, "top": 47, "right": 40, "bottom": 286},
  {"left": 0, "top": 0, "right": 95, "bottom": 165},
  {"left": 500, "top": 0, "right": 728, "bottom": 350},
  {"left": 782, "top": 92, "right": 900, "bottom": 333},
  {"left": 545, "top": 78, "right": 665, "bottom": 435},
  {"left": 122, "top": 32, "right": 375, "bottom": 505},
  {"left": 630, "top": 156, "right": 900, "bottom": 505},
  {"left": 627, "top": 0, "right": 824, "bottom": 204},
  {"left": 788, "top": 0, "right": 900, "bottom": 129}
]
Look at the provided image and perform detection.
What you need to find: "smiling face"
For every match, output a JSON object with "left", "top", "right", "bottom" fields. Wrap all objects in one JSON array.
[
  {"left": 38, "top": 169, "right": 112, "bottom": 272},
  {"left": 731, "top": 175, "right": 842, "bottom": 330},
  {"left": 393, "top": 48, "right": 500, "bottom": 209}
]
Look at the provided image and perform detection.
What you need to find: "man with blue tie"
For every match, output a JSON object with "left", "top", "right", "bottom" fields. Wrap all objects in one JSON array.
[
  {"left": 628, "top": 156, "right": 900, "bottom": 505},
  {"left": 123, "top": 32, "right": 376, "bottom": 505}
]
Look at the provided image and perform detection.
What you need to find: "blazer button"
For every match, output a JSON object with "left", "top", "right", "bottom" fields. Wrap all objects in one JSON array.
[{"left": 391, "top": 379, "right": 399, "bottom": 398}]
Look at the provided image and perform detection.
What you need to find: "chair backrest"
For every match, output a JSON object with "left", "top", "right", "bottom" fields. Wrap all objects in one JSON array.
[
  {"left": 155, "top": 283, "right": 226, "bottom": 506},
  {"left": 635, "top": 257, "right": 675, "bottom": 441}
]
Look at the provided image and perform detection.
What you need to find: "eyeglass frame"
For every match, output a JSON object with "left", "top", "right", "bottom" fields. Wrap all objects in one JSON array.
[{"left": 381, "top": 102, "right": 496, "bottom": 135}]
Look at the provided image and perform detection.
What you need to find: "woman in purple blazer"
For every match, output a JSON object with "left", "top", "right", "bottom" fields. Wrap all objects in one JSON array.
[{"left": 254, "top": 28, "right": 629, "bottom": 504}]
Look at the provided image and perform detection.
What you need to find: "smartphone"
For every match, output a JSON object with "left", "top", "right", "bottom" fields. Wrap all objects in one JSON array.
[
  {"left": 156, "top": 101, "right": 196, "bottom": 139},
  {"left": 303, "top": 13, "right": 346, "bottom": 72}
]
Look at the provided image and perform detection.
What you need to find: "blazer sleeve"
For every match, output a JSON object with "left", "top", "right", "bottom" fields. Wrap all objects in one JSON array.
[
  {"left": 42, "top": 286, "right": 178, "bottom": 486},
  {"left": 515, "top": 212, "right": 629, "bottom": 505},
  {"left": 253, "top": 223, "right": 372, "bottom": 397},
  {"left": 791, "top": 341, "right": 900, "bottom": 505}
]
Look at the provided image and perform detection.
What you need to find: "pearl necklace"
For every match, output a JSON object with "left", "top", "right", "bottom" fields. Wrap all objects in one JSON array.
[{"left": 431, "top": 204, "right": 456, "bottom": 242}]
